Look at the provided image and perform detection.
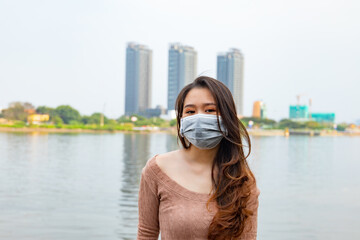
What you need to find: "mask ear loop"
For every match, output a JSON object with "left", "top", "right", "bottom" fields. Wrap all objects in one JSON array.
[
  {"left": 216, "top": 114, "right": 228, "bottom": 137},
  {"left": 184, "top": 137, "right": 191, "bottom": 148},
  {"left": 179, "top": 119, "right": 191, "bottom": 148},
  {"left": 180, "top": 133, "right": 191, "bottom": 148}
]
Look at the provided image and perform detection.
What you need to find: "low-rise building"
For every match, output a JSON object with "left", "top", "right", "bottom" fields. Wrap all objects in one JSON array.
[
  {"left": 252, "top": 101, "right": 267, "bottom": 119},
  {"left": 27, "top": 114, "right": 50, "bottom": 124},
  {"left": 310, "top": 113, "right": 335, "bottom": 123}
]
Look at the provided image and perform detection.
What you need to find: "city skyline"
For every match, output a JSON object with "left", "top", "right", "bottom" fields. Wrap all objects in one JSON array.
[
  {"left": 1, "top": 0, "right": 359, "bottom": 123},
  {"left": 1, "top": 39, "right": 355, "bottom": 123}
]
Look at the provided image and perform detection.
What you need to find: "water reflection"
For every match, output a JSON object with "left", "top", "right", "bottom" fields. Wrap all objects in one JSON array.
[
  {"left": 0, "top": 133, "right": 359, "bottom": 240},
  {"left": 119, "top": 133, "right": 151, "bottom": 239},
  {"left": 165, "top": 133, "right": 179, "bottom": 152},
  {"left": 118, "top": 133, "right": 178, "bottom": 239}
]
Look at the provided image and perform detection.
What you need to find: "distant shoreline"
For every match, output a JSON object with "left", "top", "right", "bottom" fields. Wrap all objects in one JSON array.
[
  {"left": 247, "top": 129, "right": 360, "bottom": 137},
  {"left": 1, "top": 127, "right": 359, "bottom": 136},
  {"left": 0, "top": 127, "right": 170, "bottom": 134}
]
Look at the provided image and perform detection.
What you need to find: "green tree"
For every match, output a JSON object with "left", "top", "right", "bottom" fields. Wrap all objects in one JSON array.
[
  {"left": 53, "top": 116, "right": 63, "bottom": 125},
  {"left": 304, "top": 121, "right": 324, "bottom": 130},
  {"left": 81, "top": 113, "right": 109, "bottom": 125},
  {"left": 278, "top": 119, "right": 304, "bottom": 129},
  {"left": 68, "top": 120, "right": 83, "bottom": 125},
  {"left": 22, "top": 102, "right": 35, "bottom": 110},
  {"left": 36, "top": 106, "right": 56, "bottom": 116},
  {"left": 170, "top": 119, "right": 177, "bottom": 127},
  {"left": 81, "top": 115, "right": 92, "bottom": 124},
  {"left": 337, "top": 124, "right": 347, "bottom": 131},
  {"left": 148, "top": 117, "right": 165, "bottom": 127},
  {"left": 107, "top": 119, "right": 117, "bottom": 125},
  {"left": 117, "top": 115, "right": 132, "bottom": 123},
  {"left": 240, "top": 117, "right": 277, "bottom": 128},
  {"left": 36, "top": 106, "right": 60, "bottom": 123},
  {"left": 2, "top": 102, "right": 28, "bottom": 121},
  {"left": 55, "top": 105, "right": 81, "bottom": 124}
]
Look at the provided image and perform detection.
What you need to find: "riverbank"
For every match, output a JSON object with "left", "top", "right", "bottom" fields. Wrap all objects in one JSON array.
[
  {"left": 1, "top": 127, "right": 360, "bottom": 136},
  {"left": 0, "top": 127, "right": 129, "bottom": 134},
  {"left": 248, "top": 129, "right": 360, "bottom": 136}
]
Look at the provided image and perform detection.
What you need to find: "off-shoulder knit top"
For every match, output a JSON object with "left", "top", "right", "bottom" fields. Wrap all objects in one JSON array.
[{"left": 137, "top": 154, "right": 260, "bottom": 240}]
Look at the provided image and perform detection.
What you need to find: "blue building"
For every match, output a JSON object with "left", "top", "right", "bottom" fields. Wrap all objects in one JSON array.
[
  {"left": 125, "top": 43, "right": 152, "bottom": 116},
  {"left": 217, "top": 49, "right": 244, "bottom": 116},
  {"left": 311, "top": 113, "right": 335, "bottom": 123},
  {"left": 167, "top": 43, "right": 197, "bottom": 111},
  {"left": 289, "top": 105, "right": 309, "bottom": 120}
]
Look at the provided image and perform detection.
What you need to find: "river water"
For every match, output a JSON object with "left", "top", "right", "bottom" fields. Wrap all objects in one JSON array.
[{"left": 0, "top": 132, "right": 359, "bottom": 240}]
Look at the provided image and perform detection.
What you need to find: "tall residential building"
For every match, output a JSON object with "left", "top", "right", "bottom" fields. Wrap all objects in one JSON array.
[
  {"left": 217, "top": 48, "right": 244, "bottom": 116},
  {"left": 167, "top": 43, "right": 197, "bottom": 111},
  {"left": 125, "top": 43, "right": 152, "bottom": 116}
]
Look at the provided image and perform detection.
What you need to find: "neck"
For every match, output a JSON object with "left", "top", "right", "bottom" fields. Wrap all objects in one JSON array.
[{"left": 182, "top": 144, "right": 219, "bottom": 167}]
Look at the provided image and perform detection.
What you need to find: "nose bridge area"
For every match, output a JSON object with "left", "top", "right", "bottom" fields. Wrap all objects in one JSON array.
[
  {"left": 197, "top": 108, "right": 206, "bottom": 114},
  {"left": 197, "top": 103, "right": 212, "bottom": 114},
  {"left": 193, "top": 117, "right": 202, "bottom": 128}
]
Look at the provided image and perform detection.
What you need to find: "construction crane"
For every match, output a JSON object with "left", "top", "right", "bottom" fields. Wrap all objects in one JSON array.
[
  {"left": 296, "top": 94, "right": 312, "bottom": 120},
  {"left": 296, "top": 94, "right": 307, "bottom": 106}
]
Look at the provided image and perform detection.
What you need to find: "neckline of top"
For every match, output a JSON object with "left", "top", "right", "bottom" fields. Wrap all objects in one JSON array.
[{"left": 148, "top": 154, "right": 215, "bottom": 202}]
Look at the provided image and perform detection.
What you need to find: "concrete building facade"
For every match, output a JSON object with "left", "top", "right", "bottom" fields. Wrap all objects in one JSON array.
[
  {"left": 167, "top": 43, "right": 197, "bottom": 111},
  {"left": 125, "top": 43, "right": 152, "bottom": 116},
  {"left": 217, "top": 48, "right": 244, "bottom": 116},
  {"left": 252, "top": 101, "right": 267, "bottom": 119}
]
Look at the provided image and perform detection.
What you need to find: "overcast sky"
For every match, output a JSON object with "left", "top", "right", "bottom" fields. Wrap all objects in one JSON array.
[{"left": 1, "top": 0, "right": 359, "bottom": 123}]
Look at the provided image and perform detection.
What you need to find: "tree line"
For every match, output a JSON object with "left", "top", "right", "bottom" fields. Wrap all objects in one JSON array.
[
  {"left": 0, "top": 102, "right": 171, "bottom": 129},
  {"left": 0, "top": 102, "right": 348, "bottom": 131}
]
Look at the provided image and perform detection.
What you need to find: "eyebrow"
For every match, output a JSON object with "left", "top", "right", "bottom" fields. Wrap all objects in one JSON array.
[{"left": 184, "top": 103, "right": 216, "bottom": 108}]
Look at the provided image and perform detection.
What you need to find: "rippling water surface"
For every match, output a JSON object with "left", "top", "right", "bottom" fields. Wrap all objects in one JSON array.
[{"left": 0, "top": 132, "right": 359, "bottom": 239}]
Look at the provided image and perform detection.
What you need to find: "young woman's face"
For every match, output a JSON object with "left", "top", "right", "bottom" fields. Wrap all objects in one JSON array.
[{"left": 182, "top": 87, "right": 218, "bottom": 118}]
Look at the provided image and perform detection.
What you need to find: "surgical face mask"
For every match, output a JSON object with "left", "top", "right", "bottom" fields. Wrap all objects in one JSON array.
[{"left": 179, "top": 114, "right": 228, "bottom": 149}]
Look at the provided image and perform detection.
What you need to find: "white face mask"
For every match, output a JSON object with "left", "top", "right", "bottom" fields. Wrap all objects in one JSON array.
[{"left": 179, "top": 114, "right": 228, "bottom": 149}]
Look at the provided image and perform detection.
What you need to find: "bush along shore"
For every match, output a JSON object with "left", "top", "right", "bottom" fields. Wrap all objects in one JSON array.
[
  {"left": 0, "top": 125, "right": 359, "bottom": 137},
  {"left": 0, "top": 102, "right": 359, "bottom": 135}
]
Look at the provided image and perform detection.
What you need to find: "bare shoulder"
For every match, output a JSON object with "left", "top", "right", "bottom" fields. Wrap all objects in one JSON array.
[{"left": 155, "top": 150, "right": 182, "bottom": 173}]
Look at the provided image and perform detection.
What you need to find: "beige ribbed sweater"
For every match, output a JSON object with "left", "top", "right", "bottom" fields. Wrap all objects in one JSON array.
[{"left": 137, "top": 154, "right": 260, "bottom": 240}]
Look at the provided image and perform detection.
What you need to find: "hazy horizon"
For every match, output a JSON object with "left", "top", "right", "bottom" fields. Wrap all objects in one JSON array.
[{"left": 1, "top": 0, "right": 359, "bottom": 123}]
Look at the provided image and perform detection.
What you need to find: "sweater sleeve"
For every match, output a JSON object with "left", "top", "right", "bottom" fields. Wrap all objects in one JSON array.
[
  {"left": 240, "top": 186, "right": 260, "bottom": 240},
  {"left": 137, "top": 164, "right": 160, "bottom": 240}
]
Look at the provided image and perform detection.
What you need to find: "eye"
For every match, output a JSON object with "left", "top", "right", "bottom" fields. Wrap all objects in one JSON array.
[
  {"left": 185, "top": 110, "right": 195, "bottom": 114},
  {"left": 205, "top": 109, "right": 216, "bottom": 113}
]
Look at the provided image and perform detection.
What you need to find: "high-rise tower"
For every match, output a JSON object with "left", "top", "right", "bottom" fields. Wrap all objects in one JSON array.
[
  {"left": 125, "top": 43, "right": 152, "bottom": 116},
  {"left": 167, "top": 43, "right": 197, "bottom": 111},
  {"left": 217, "top": 48, "right": 244, "bottom": 116}
]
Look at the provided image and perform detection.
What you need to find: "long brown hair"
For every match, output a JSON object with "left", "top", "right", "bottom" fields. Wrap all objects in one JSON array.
[{"left": 175, "top": 76, "right": 257, "bottom": 239}]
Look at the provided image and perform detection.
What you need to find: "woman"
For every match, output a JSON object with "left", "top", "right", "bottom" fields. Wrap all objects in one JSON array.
[{"left": 137, "top": 76, "right": 260, "bottom": 240}]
